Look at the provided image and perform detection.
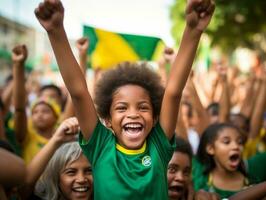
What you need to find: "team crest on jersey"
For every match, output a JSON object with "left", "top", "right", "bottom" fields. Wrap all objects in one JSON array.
[{"left": 142, "top": 155, "right": 152, "bottom": 167}]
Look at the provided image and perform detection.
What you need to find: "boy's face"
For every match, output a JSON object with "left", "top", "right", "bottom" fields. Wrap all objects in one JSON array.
[
  {"left": 106, "top": 84, "right": 155, "bottom": 150},
  {"left": 31, "top": 103, "right": 58, "bottom": 131},
  {"left": 60, "top": 154, "right": 93, "bottom": 200},
  {"left": 167, "top": 152, "right": 191, "bottom": 200},
  {"left": 207, "top": 127, "right": 244, "bottom": 172}
]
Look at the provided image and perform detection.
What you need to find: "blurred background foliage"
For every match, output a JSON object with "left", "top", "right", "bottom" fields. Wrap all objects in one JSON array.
[{"left": 170, "top": 0, "right": 266, "bottom": 59}]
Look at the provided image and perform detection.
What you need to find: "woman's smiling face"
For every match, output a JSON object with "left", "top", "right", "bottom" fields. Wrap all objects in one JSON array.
[{"left": 59, "top": 154, "right": 93, "bottom": 200}]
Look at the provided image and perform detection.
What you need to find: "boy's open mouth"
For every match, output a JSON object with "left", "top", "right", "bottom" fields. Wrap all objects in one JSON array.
[{"left": 123, "top": 123, "right": 144, "bottom": 136}]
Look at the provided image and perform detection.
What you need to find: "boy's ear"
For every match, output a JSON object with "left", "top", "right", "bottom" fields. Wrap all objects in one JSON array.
[
  {"left": 153, "top": 116, "right": 159, "bottom": 126},
  {"left": 104, "top": 118, "right": 112, "bottom": 129},
  {"left": 206, "top": 144, "right": 214, "bottom": 155}
]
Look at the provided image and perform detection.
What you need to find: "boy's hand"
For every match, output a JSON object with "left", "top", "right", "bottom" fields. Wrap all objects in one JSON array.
[
  {"left": 186, "top": 0, "right": 215, "bottom": 32},
  {"left": 12, "top": 45, "right": 28, "bottom": 64},
  {"left": 52, "top": 117, "right": 79, "bottom": 145},
  {"left": 34, "top": 0, "right": 64, "bottom": 33},
  {"left": 76, "top": 37, "right": 89, "bottom": 55}
]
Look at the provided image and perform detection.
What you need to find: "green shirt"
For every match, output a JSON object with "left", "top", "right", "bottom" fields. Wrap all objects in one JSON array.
[
  {"left": 79, "top": 121, "right": 175, "bottom": 200},
  {"left": 192, "top": 152, "right": 266, "bottom": 199}
]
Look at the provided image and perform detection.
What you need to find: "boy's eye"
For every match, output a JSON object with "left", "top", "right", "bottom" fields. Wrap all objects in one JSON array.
[
  {"left": 139, "top": 106, "right": 149, "bottom": 110},
  {"left": 115, "top": 106, "right": 127, "bottom": 111},
  {"left": 139, "top": 104, "right": 151, "bottom": 111}
]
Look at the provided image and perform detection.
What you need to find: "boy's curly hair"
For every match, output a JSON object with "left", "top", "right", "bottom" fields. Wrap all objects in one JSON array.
[{"left": 94, "top": 62, "right": 165, "bottom": 119}]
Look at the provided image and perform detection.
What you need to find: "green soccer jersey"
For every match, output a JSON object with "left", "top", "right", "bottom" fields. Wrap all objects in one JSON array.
[{"left": 79, "top": 121, "right": 175, "bottom": 200}]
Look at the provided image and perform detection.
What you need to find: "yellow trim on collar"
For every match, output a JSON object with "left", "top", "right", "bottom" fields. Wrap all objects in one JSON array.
[{"left": 116, "top": 141, "right": 146, "bottom": 155}]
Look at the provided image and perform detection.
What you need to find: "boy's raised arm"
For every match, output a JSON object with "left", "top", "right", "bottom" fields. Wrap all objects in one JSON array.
[
  {"left": 160, "top": 0, "right": 215, "bottom": 139},
  {"left": 35, "top": 0, "right": 98, "bottom": 140}
]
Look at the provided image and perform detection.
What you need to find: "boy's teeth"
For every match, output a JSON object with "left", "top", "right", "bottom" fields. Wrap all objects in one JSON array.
[{"left": 125, "top": 124, "right": 141, "bottom": 128}]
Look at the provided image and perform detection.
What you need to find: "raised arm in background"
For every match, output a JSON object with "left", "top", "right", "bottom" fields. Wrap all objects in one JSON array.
[
  {"left": 1, "top": 78, "right": 13, "bottom": 116},
  {"left": 20, "top": 117, "right": 79, "bottom": 199},
  {"left": 217, "top": 64, "right": 230, "bottom": 123},
  {"left": 239, "top": 73, "right": 257, "bottom": 119},
  {"left": 60, "top": 37, "right": 90, "bottom": 121},
  {"left": 157, "top": 47, "right": 176, "bottom": 86},
  {"left": 249, "top": 70, "right": 266, "bottom": 139},
  {"left": 185, "top": 75, "right": 210, "bottom": 136},
  {"left": 12, "top": 45, "right": 28, "bottom": 144}
]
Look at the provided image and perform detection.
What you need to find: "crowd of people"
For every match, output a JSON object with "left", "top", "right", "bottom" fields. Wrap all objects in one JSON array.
[{"left": 0, "top": 0, "right": 266, "bottom": 199}]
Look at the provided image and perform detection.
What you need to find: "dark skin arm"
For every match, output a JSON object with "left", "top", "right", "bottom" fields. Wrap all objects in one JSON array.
[
  {"left": 249, "top": 70, "right": 266, "bottom": 139},
  {"left": 35, "top": 0, "right": 97, "bottom": 140},
  {"left": 0, "top": 148, "right": 26, "bottom": 188},
  {"left": 229, "top": 181, "right": 266, "bottom": 200},
  {"left": 12, "top": 45, "right": 28, "bottom": 144},
  {"left": 60, "top": 37, "right": 90, "bottom": 121},
  {"left": 19, "top": 117, "right": 79, "bottom": 199},
  {"left": 240, "top": 73, "right": 257, "bottom": 119},
  {"left": 160, "top": 0, "right": 215, "bottom": 139},
  {"left": 217, "top": 65, "right": 230, "bottom": 123}
]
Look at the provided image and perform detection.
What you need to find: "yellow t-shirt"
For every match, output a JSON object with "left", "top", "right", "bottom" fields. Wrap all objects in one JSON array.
[
  {"left": 22, "top": 122, "right": 49, "bottom": 164},
  {"left": 243, "top": 128, "right": 266, "bottom": 159}
]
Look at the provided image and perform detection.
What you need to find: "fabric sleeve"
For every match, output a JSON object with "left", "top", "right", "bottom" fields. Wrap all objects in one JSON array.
[
  {"left": 78, "top": 120, "right": 113, "bottom": 166},
  {"left": 192, "top": 157, "right": 209, "bottom": 191},
  {"left": 149, "top": 122, "right": 175, "bottom": 167}
]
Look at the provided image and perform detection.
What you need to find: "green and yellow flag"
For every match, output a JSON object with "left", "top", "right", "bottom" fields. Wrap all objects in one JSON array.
[{"left": 83, "top": 25, "right": 165, "bottom": 69}]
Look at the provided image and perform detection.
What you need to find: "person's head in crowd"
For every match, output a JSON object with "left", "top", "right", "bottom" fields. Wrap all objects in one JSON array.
[
  {"left": 206, "top": 102, "right": 219, "bottom": 124},
  {"left": 197, "top": 123, "right": 246, "bottom": 176},
  {"left": 35, "top": 142, "right": 93, "bottom": 200},
  {"left": 31, "top": 97, "right": 61, "bottom": 132},
  {"left": 229, "top": 113, "right": 249, "bottom": 142},
  {"left": 39, "top": 84, "right": 63, "bottom": 106},
  {"left": 94, "top": 62, "right": 164, "bottom": 149},
  {"left": 180, "top": 101, "right": 198, "bottom": 129},
  {"left": 168, "top": 137, "right": 193, "bottom": 200}
]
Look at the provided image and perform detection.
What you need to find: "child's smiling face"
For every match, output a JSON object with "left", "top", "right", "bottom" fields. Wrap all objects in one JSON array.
[
  {"left": 207, "top": 127, "right": 244, "bottom": 172},
  {"left": 106, "top": 84, "right": 155, "bottom": 150}
]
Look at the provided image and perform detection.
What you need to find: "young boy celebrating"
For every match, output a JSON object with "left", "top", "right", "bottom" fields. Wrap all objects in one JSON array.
[{"left": 35, "top": 0, "right": 214, "bottom": 199}]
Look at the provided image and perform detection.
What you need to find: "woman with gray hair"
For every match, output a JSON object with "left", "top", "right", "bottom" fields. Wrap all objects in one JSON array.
[
  {"left": 35, "top": 142, "right": 93, "bottom": 200},
  {"left": 21, "top": 117, "right": 93, "bottom": 200}
]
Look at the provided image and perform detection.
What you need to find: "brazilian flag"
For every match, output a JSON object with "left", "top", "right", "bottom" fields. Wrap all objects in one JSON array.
[{"left": 83, "top": 25, "right": 165, "bottom": 69}]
